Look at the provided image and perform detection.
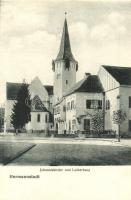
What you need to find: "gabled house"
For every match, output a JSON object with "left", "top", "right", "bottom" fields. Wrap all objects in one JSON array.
[
  {"left": 98, "top": 65, "right": 131, "bottom": 136},
  {"left": 54, "top": 73, "right": 105, "bottom": 134}
]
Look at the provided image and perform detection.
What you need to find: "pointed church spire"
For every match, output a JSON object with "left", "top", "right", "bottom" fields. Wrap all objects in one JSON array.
[{"left": 56, "top": 17, "right": 75, "bottom": 61}]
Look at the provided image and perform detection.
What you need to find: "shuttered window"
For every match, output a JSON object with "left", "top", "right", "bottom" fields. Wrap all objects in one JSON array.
[
  {"left": 129, "top": 97, "right": 131, "bottom": 108},
  {"left": 86, "top": 100, "right": 102, "bottom": 109},
  {"left": 98, "top": 100, "right": 102, "bottom": 109},
  {"left": 86, "top": 100, "right": 92, "bottom": 109}
]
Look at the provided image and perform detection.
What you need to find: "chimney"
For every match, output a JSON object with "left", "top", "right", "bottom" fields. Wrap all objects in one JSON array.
[{"left": 84, "top": 73, "right": 91, "bottom": 78}]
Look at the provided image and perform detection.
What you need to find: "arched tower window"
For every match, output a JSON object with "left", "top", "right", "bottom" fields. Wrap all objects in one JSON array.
[{"left": 66, "top": 80, "right": 68, "bottom": 84}]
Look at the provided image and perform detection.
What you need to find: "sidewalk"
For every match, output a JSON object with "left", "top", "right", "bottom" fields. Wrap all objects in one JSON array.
[{"left": 1, "top": 134, "right": 131, "bottom": 148}]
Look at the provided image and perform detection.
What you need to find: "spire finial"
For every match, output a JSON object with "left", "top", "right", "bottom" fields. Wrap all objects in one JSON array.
[{"left": 65, "top": 12, "right": 67, "bottom": 17}]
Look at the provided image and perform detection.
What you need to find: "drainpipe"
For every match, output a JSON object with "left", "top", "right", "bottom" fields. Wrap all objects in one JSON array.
[
  {"left": 117, "top": 95, "right": 121, "bottom": 142},
  {"left": 103, "top": 92, "right": 105, "bottom": 132}
]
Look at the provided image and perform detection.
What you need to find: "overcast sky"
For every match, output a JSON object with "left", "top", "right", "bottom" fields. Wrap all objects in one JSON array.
[{"left": 0, "top": 0, "right": 131, "bottom": 103}]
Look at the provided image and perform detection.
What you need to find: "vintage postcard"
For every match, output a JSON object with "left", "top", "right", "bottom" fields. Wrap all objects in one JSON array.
[{"left": 0, "top": 0, "right": 131, "bottom": 199}]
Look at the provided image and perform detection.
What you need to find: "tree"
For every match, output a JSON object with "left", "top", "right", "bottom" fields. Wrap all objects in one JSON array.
[
  {"left": 112, "top": 109, "right": 127, "bottom": 142},
  {"left": 90, "top": 110, "right": 104, "bottom": 133},
  {"left": 11, "top": 82, "right": 31, "bottom": 133}
]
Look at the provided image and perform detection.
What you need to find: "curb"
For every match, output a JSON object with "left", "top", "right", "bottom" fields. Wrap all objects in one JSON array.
[{"left": 3, "top": 144, "right": 36, "bottom": 166}]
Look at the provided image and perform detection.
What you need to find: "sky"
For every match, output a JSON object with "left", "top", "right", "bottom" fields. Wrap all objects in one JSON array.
[{"left": 0, "top": 0, "right": 131, "bottom": 103}]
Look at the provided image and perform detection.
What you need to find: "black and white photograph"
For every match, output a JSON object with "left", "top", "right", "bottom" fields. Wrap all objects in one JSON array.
[{"left": 0, "top": 0, "right": 131, "bottom": 167}]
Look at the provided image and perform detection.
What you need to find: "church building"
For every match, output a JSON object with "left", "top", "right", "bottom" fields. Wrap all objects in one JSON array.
[{"left": 5, "top": 77, "right": 53, "bottom": 132}]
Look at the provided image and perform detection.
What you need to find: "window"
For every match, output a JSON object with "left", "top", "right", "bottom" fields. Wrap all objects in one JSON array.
[
  {"left": 67, "top": 102, "right": 70, "bottom": 111},
  {"left": 71, "top": 100, "right": 75, "bottom": 110},
  {"left": 84, "top": 119, "right": 90, "bottom": 130},
  {"left": 86, "top": 100, "right": 102, "bottom": 109},
  {"left": 86, "top": 100, "right": 92, "bottom": 109},
  {"left": 129, "top": 120, "right": 131, "bottom": 132},
  {"left": 66, "top": 80, "right": 68, "bottom": 84},
  {"left": 129, "top": 97, "right": 131, "bottom": 108},
  {"left": 57, "top": 106, "right": 60, "bottom": 114},
  {"left": 45, "top": 114, "right": 48, "bottom": 123},
  {"left": 37, "top": 114, "right": 40, "bottom": 122},
  {"left": 29, "top": 115, "right": 31, "bottom": 122},
  {"left": 72, "top": 119, "right": 76, "bottom": 130},
  {"left": 63, "top": 105, "right": 66, "bottom": 112},
  {"left": 98, "top": 100, "right": 102, "bottom": 109},
  {"left": 106, "top": 100, "right": 110, "bottom": 110},
  {"left": 54, "top": 106, "right": 60, "bottom": 114},
  {"left": 69, "top": 120, "right": 71, "bottom": 131}
]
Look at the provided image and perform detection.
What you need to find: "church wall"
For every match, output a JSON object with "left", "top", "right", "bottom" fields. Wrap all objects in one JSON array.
[
  {"left": 5, "top": 77, "right": 53, "bottom": 132},
  {"left": 29, "top": 77, "right": 49, "bottom": 103},
  {"left": 26, "top": 112, "right": 49, "bottom": 131}
]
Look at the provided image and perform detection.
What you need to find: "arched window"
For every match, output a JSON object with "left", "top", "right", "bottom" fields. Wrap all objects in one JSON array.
[
  {"left": 37, "top": 114, "right": 40, "bottom": 122},
  {"left": 45, "top": 114, "right": 48, "bottom": 123},
  {"left": 66, "top": 80, "right": 68, "bottom": 84}
]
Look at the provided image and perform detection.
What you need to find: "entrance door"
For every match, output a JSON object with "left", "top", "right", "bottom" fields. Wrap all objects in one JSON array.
[
  {"left": 84, "top": 119, "right": 90, "bottom": 131},
  {"left": 56, "top": 123, "right": 58, "bottom": 134}
]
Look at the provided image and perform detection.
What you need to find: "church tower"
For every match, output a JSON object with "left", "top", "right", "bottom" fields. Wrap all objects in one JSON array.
[{"left": 52, "top": 17, "right": 78, "bottom": 105}]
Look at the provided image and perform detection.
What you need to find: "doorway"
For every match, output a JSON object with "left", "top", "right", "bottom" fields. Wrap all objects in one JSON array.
[{"left": 84, "top": 119, "right": 90, "bottom": 131}]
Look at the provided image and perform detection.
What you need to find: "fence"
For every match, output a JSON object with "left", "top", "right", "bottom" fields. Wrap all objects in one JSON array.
[{"left": 3, "top": 129, "right": 117, "bottom": 138}]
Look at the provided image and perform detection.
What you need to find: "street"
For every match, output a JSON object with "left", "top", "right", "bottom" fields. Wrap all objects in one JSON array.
[{"left": 0, "top": 136, "right": 131, "bottom": 165}]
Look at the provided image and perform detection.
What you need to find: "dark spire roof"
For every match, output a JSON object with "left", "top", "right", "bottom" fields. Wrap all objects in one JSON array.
[{"left": 56, "top": 18, "right": 75, "bottom": 61}]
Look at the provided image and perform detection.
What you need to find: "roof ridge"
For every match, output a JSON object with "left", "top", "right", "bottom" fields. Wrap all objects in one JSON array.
[
  {"left": 102, "top": 65, "right": 131, "bottom": 85},
  {"left": 6, "top": 82, "right": 22, "bottom": 84},
  {"left": 102, "top": 65, "right": 131, "bottom": 69}
]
